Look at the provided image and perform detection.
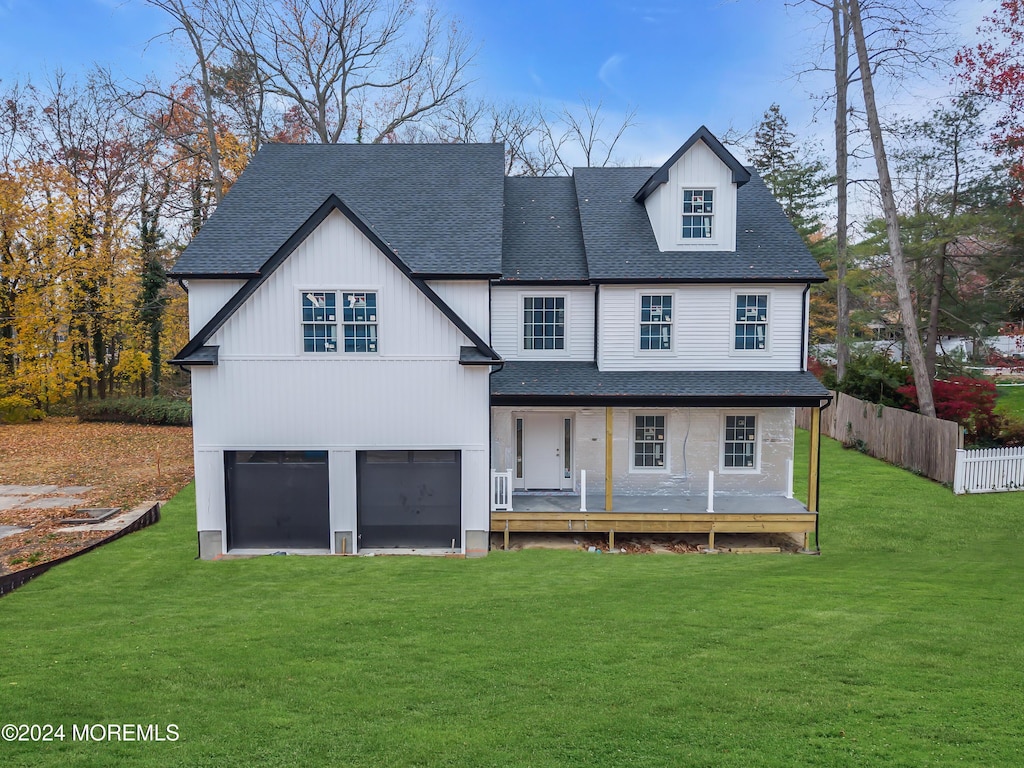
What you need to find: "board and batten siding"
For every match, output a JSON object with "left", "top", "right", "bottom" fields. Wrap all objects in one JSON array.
[
  {"left": 187, "top": 208, "right": 491, "bottom": 552},
  {"left": 597, "top": 284, "right": 805, "bottom": 371},
  {"left": 201, "top": 210, "right": 482, "bottom": 359},
  {"left": 426, "top": 279, "right": 490, "bottom": 343},
  {"left": 490, "top": 285, "right": 595, "bottom": 360},
  {"left": 642, "top": 140, "right": 737, "bottom": 252},
  {"left": 187, "top": 279, "right": 246, "bottom": 334}
]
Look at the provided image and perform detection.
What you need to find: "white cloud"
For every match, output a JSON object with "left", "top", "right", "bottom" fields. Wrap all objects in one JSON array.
[{"left": 598, "top": 53, "right": 626, "bottom": 91}]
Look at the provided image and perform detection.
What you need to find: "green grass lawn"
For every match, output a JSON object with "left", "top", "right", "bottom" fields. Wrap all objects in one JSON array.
[
  {"left": 995, "top": 383, "right": 1024, "bottom": 419},
  {"left": 2, "top": 434, "right": 1023, "bottom": 767}
]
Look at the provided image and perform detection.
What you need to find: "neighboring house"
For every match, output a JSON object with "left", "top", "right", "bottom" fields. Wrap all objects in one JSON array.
[{"left": 171, "top": 126, "right": 831, "bottom": 558}]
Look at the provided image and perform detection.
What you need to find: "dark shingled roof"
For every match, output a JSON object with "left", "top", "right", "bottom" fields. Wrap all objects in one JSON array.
[
  {"left": 170, "top": 143, "right": 505, "bottom": 278},
  {"left": 491, "top": 361, "right": 830, "bottom": 406},
  {"left": 501, "top": 177, "right": 588, "bottom": 281},
  {"left": 574, "top": 167, "right": 827, "bottom": 283}
]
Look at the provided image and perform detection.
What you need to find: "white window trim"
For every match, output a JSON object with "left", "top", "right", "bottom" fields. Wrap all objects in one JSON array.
[
  {"left": 634, "top": 290, "right": 676, "bottom": 355},
  {"left": 729, "top": 288, "right": 772, "bottom": 356},
  {"left": 297, "top": 287, "right": 382, "bottom": 357},
  {"left": 719, "top": 411, "right": 762, "bottom": 474},
  {"left": 630, "top": 411, "right": 670, "bottom": 473},
  {"left": 518, "top": 291, "right": 570, "bottom": 357},
  {"left": 677, "top": 186, "right": 718, "bottom": 246}
]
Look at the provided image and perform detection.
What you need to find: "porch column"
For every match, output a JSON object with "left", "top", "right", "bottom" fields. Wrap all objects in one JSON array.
[
  {"left": 605, "top": 407, "right": 613, "bottom": 512},
  {"left": 808, "top": 406, "right": 821, "bottom": 513}
]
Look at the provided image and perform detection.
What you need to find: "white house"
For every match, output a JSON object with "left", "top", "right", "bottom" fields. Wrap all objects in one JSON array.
[{"left": 171, "top": 127, "right": 831, "bottom": 558}]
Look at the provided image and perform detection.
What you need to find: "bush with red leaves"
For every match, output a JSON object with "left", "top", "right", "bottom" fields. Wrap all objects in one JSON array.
[{"left": 898, "top": 377, "right": 1002, "bottom": 445}]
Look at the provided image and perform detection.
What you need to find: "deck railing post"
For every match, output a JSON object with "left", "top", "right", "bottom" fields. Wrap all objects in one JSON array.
[
  {"left": 706, "top": 470, "right": 715, "bottom": 513},
  {"left": 580, "top": 469, "right": 587, "bottom": 512},
  {"left": 786, "top": 458, "right": 794, "bottom": 499}
]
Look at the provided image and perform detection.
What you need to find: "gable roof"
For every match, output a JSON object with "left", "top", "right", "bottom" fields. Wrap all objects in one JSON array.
[
  {"left": 170, "top": 142, "right": 505, "bottom": 279},
  {"left": 170, "top": 194, "right": 500, "bottom": 366},
  {"left": 573, "top": 167, "right": 826, "bottom": 283},
  {"left": 633, "top": 125, "right": 751, "bottom": 204}
]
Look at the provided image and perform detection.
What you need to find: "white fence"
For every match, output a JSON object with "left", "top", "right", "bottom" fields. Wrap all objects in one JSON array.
[{"left": 953, "top": 447, "right": 1024, "bottom": 494}]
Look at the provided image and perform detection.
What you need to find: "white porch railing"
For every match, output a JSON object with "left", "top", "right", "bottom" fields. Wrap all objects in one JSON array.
[
  {"left": 953, "top": 447, "right": 1024, "bottom": 494},
  {"left": 491, "top": 470, "right": 513, "bottom": 510},
  {"left": 579, "top": 469, "right": 587, "bottom": 512}
]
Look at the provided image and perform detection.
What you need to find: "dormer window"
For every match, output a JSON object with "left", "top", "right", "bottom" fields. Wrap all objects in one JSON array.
[{"left": 681, "top": 189, "right": 714, "bottom": 239}]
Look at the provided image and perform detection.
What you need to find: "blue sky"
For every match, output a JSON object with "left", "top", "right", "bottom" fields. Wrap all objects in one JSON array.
[{"left": 0, "top": 0, "right": 988, "bottom": 165}]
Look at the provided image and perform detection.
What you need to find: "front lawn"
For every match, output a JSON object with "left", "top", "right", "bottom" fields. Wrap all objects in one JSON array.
[{"left": 1, "top": 433, "right": 1022, "bottom": 766}]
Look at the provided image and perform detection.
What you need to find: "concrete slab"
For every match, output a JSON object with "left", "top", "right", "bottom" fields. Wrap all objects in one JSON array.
[
  {"left": 12, "top": 496, "right": 84, "bottom": 510},
  {"left": 0, "top": 496, "right": 32, "bottom": 512},
  {"left": 0, "top": 484, "right": 59, "bottom": 495},
  {"left": 0, "top": 525, "right": 29, "bottom": 540},
  {"left": 55, "top": 502, "right": 160, "bottom": 534},
  {"left": 56, "top": 486, "right": 93, "bottom": 495}
]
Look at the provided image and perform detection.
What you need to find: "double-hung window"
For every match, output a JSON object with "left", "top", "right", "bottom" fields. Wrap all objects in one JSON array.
[
  {"left": 734, "top": 293, "right": 768, "bottom": 351},
  {"left": 302, "top": 291, "right": 338, "bottom": 352},
  {"left": 633, "top": 414, "right": 666, "bottom": 469},
  {"left": 639, "top": 294, "right": 673, "bottom": 350},
  {"left": 723, "top": 415, "right": 758, "bottom": 470},
  {"left": 302, "top": 290, "right": 378, "bottom": 353},
  {"left": 523, "top": 295, "right": 565, "bottom": 351},
  {"left": 681, "top": 189, "right": 714, "bottom": 239},
  {"left": 341, "top": 291, "right": 378, "bottom": 352}
]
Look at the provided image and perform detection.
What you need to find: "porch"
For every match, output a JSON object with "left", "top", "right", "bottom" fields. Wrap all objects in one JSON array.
[{"left": 490, "top": 481, "right": 817, "bottom": 552}]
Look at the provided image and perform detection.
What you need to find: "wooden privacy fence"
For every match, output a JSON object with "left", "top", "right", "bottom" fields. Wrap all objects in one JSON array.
[
  {"left": 797, "top": 391, "right": 963, "bottom": 485},
  {"left": 953, "top": 447, "right": 1024, "bottom": 494}
]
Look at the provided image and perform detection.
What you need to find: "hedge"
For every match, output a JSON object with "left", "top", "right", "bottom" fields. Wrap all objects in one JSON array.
[{"left": 77, "top": 397, "right": 192, "bottom": 426}]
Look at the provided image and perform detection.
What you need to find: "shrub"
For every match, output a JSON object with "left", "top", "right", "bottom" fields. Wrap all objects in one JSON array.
[
  {"left": 77, "top": 397, "right": 191, "bottom": 426},
  {"left": 0, "top": 394, "right": 45, "bottom": 424},
  {"left": 824, "top": 350, "right": 910, "bottom": 408},
  {"left": 898, "top": 376, "right": 1001, "bottom": 445}
]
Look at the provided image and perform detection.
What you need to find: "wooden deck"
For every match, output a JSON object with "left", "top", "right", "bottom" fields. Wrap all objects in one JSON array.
[{"left": 491, "top": 494, "right": 817, "bottom": 550}]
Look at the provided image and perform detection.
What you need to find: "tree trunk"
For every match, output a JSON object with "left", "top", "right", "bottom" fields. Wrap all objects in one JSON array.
[
  {"left": 848, "top": 0, "right": 936, "bottom": 417},
  {"left": 832, "top": 0, "right": 851, "bottom": 380}
]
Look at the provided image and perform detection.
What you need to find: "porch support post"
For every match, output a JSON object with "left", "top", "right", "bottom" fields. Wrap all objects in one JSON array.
[
  {"left": 605, "top": 407, "right": 613, "bottom": 512},
  {"left": 808, "top": 406, "right": 821, "bottom": 514}
]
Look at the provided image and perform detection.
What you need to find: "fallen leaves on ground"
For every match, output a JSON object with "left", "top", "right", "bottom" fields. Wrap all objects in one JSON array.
[{"left": 0, "top": 418, "right": 194, "bottom": 575}]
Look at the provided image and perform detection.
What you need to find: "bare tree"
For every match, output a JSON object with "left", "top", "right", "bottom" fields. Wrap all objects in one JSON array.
[
  {"left": 830, "top": 0, "right": 852, "bottom": 380},
  {"left": 848, "top": 0, "right": 936, "bottom": 416},
  {"left": 144, "top": 0, "right": 227, "bottom": 202},
  {"left": 537, "top": 98, "right": 638, "bottom": 176},
  {"left": 216, "top": 0, "right": 474, "bottom": 144}
]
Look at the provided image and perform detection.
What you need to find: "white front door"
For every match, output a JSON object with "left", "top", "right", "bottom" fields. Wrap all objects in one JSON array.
[{"left": 523, "top": 413, "right": 569, "bottom": 490}]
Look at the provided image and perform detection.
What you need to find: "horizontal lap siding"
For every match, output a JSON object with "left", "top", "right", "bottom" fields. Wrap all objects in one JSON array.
[
  {"left": 598, "top": 284, "right": 804, "bottom": 371},
  {"left": 491, "top": 286, "right": 595, "bottom": 360}
]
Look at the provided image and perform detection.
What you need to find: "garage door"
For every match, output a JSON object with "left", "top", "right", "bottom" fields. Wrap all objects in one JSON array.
[
  {"left": 357, "top": 450, "right": 461, "bottom": 549},
  {"left": 225, "top": 451, "right": 330, "bottom": 550}
]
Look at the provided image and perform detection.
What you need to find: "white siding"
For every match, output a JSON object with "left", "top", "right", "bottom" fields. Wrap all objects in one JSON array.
[
  {"left": 187, "top": 279, "right": 246, "bottom": 335},
  {"left": 644, "top": 140, "right": 737, "bottom": 252},
  {"left": 204, "top": 211, "right": 483, "bottom": 359},
  {"left": 597, "top": 284, "right": 804, "bottom": 371},
  {"left": 189, "top": 208, "right": 491, "bottom": 554},
  {"left": 427, "top": 279, "right": 490, "bottom": 343},
  {"left": 490, "top": 285, "right": 595, "bottom": 360}
]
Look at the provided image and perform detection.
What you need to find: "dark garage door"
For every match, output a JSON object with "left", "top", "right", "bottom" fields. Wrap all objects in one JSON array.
[
  {"left": 357, "top": 450, "right": 461, "bottom": 549},
  {"left": 225, "top": 451, "right": 330, "bottom": 550}
]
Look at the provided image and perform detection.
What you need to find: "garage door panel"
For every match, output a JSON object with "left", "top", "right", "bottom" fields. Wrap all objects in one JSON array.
[
  {"left": 226, "top": 452, "right": 329, "bottom": 550},
  {"left": 357, "top": 451, "right": 461, "bottom": 548}
]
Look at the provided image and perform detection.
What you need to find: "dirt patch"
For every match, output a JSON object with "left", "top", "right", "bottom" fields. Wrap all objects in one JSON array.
[{"left": 0, "top": 418, "right": 193, "bottom": 575}]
